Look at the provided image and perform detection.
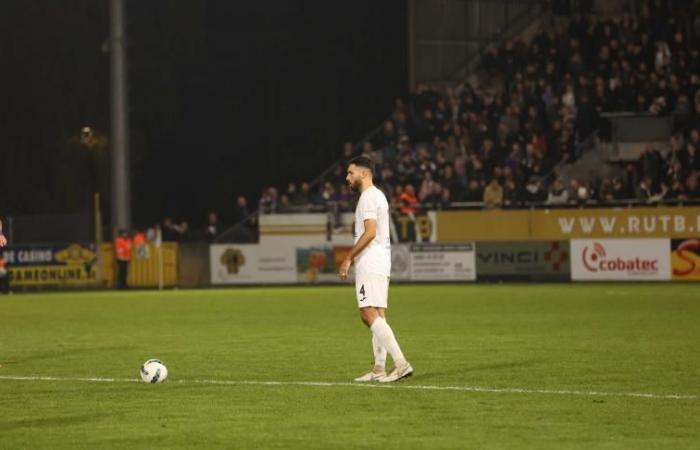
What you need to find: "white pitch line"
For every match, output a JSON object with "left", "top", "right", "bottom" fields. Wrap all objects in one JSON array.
[{"left": 0, "top": 375, "right": 696, "bottom": 401}]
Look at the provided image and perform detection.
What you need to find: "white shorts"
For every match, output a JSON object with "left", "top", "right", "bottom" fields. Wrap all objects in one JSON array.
[{"left": 355, "top": 273, "right": 390, "bottom": 309}]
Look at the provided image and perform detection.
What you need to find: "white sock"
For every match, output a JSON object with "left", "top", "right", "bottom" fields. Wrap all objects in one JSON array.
[
  {"left": 372, "top": 334, "right": 387, "bottom": 370},
  {"left": 370, "top": 316, "right": 405, "bottom": 366}
]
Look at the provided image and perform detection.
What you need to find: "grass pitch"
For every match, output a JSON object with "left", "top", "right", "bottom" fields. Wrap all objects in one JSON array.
[{"left": 0, "top": 284, "right": 698, "bottom": 449}]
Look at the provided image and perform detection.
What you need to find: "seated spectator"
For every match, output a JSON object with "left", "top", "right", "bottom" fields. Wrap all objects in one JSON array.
[
  {"left": 502, "top": 178, "right": 520, "bottom": 207},
  {"left": 522, "top": 179, "right": 547, "bottom": 203},
  {"left": 686, "top": 175, "right": 700, "bottom": 198},
  {"left": 611, "top": 178, "right": 627, "bottom": 200},
  {"left": 422, "top": 183, "right": 443, "bottom": 208},
  {"left": 667, "top": 180, "right": 687, "bottom": 201},
  {"left": 331, "top": 185, "right": 353, "bottom": 211},
  {"left": 462, "top": 179, "right": 483, "bottom": 202},
  {"left": 418, "top": 173, "right": 438, "bottom": 202},
  {"left": 637, "top": 177, "right": 668, "bottom": 203},
  {"left": 483, "top": 179, "right": 503, "bottom": 209},
  {"left": 399, "top": 184, "right": 419, "bottom": 215},
  {"left": 277, "top": 194, "right": 292, "bottom": 213},
  {"left": 547, "top": 179, "right": 569, "bottom": 205},
  {"left": 258, "top": 188, "right": 277, "bottom": 214},
  {"left": 294, "top": 182, "right": 312, "bottom": 208},
  {"left": 441, "top": 164, "right": 465, "bottom": 201},
  {"left": 438, "top": 187, "right": 452, "bottom": 209},
  {"left": 598, "top": 179, "right": 614, "bottom": 203},
  {"left": 318, "top": 182, "right": 335, "bottom": 207}
]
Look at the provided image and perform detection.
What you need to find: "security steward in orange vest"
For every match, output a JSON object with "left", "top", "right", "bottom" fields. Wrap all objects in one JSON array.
[{"left": 115, "top": 229, "right": 133, "bottom": 289}]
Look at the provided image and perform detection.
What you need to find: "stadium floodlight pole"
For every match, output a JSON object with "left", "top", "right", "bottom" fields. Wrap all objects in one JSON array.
[{"left": 109, "top": 0, "right": 131, "bottom": 234}]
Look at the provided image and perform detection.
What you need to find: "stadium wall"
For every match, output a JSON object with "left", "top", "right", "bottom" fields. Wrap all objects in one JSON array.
[{"left": 3, "top": 212, "right": 699, "bottom": 290}]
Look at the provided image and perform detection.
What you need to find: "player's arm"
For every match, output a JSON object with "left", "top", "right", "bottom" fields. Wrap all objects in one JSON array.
[
  {"left": 339, "top": 219, "right": 376, "bottom": 280},
  {"left": 0, "top": 218, "right": 6, "bottom": 247}
]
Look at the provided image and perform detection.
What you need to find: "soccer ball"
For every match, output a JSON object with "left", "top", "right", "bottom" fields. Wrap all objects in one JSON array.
[{"left": 140, "top": 359, "right": 168, "bottom": 383}]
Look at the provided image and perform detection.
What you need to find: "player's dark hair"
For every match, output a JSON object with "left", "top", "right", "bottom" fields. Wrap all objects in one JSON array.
[{"left": 348, "top": 155, "right": 374, "bottom": 172}]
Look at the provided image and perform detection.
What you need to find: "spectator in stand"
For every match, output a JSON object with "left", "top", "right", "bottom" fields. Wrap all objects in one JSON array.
[
  {"left": 418, "top": 172, "right": 439, "bottom": 202},
  {"left": 637, "top": 176, "right": 667, "bottom": 203},
  {"left": 389, "top": 185, "right": 404, "bottom": 211},
  {"left": 502, "top": 177, "right": 520, "bottom": 207},
  {"left": 341, "top": 142, "right": 355, "bottom": 164},
  {"left": 258, "top": 187, "right": 277, "bottom": 214},
  {"left": 331, "top": 184, "right": 353, "bottom": 212},
  {"left": 462, "top": 179, "right": 483, "bottom": 202},
  {"left": 438, "top": 187, "right": 452, "bottom": 210},
  {"left": 547, "top": 179, "right": 570, "bottom": 205},
  {"left": 598, "top": 179, "right": 614, "bottom": 202},
  {"left": 441, "top": 164, "right": 465, "bottom": 201},
  {"left": 319, "top": 182, "right": 335, "bottom": 208},
  {"left": 399, "top": 184, "right": 419, "bottom": 215},
  {"left": 523, "top": 178, "right": 547, "bottom": 203},
  {"left": 686, "top": 174, "right": 700, "bottom": 198},
  {"left": 483, "top": 178, "right": 503, "bottom": 209},
  {"left": 611, "top": 178, "right": 627, "bottom": 200},
  {"left": 178, "top": 221, "right": 191, "bottom": 242},
  {"left": 277, "top": 194, "right": 292, "bottom": 213},
  {"left": 378, "top": 119, "right": 398, "bottom": 149},
  {"left": 396, "top": 149, "right": 418, "bottom": 186},
  {"left": 422, "top": 182, "right": 443, "bottom": 208},
  {"left": 295, "top": 182, "right": 312, "bottom": 208},
  {"left": 285, "top": 183, "right": 301, "bottom": 206},
  {"left": 204, "top": 211, "right": 222, "bottom": 242},
  {"left": 667, "top": 179, "right": 687, "bottom": 200},
  {"left": 232, "top": 195, "right": 254, "bottom": 242},
  {"left": 162, "top": 217, "right": 180, "bottom": 241}
]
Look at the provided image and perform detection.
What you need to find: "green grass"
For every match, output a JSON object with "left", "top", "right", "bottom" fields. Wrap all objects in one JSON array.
[{"left": 0, "top": 284, "right": 698, "bottom": 449}]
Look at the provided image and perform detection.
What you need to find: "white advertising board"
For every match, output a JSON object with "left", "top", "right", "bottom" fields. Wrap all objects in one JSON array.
[
  {"left": 210, "top": 244, "right": 296, "bottom": 284},
  {"left": 409, "top": 243, "right": 476, "bottom": 281},
  {"left": 571, "top": 239, "right": 670, "bottom": 281}
]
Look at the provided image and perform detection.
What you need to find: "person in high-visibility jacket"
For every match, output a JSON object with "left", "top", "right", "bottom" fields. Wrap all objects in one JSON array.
[{"left": 115, "top": 229, "right": 133, "bottom": 289}]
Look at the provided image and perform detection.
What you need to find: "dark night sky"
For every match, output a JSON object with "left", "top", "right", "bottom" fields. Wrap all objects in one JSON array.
[{"left": 0, "top": 0, "right": 407, "bottom": 228}]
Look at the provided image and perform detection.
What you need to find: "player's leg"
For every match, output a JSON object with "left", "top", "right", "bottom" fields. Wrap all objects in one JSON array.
[
  {"left": 374, "top": 307, "right": 387, "bottom": 368},
  {"left": 357, "top": 275, "right": 413, "bottom": 382},
  {"left": 354, "top": 274, "right": 387, "bottom": 381}
]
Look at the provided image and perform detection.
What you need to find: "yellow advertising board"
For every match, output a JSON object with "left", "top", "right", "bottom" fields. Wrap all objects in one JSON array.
[
  {"left": 437, "top": 207, "right": 700, "bottom": 241},
  {"left": 101, "top": 242, "right": 178, "bottom": 288},
  {"left": 437, "top": 210, "right": 530, "bottom": 241}
]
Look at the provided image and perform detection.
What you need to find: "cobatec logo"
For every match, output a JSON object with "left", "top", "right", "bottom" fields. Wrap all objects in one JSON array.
[{"left": 582, "top": 242, "right": 659, "bottom": 273}]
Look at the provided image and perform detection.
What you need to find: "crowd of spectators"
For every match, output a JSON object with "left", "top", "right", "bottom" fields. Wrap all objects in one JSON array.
[
  {"left": 137, "top": 3, "right": 700, "bottom": 245},
  {"left": 255, "top": 2, "right": 700, "bottom": 215}
]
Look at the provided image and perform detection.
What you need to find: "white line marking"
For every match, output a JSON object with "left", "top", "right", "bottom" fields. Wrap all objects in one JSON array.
[{"left": 0, "top": 375, "right": 695, "bottom": 400}]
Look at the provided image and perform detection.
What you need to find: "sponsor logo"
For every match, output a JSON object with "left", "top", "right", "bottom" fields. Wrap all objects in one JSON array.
[
  {"left": 581, "top": 242, "right": 659, "bottom": 274},
  {"left": 672, "top": 239, "right": 700, "bottom": 277},
  {"left": 479, "top": 242, "right": 568, "bottom": 272},
  {"left": 220, "top": 248, "right": 246, "bottom": 274}
]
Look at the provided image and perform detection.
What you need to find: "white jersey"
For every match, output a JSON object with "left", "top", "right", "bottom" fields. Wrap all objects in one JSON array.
[{"left": 354, "top": 185, "right": 391, "bottom": 277}]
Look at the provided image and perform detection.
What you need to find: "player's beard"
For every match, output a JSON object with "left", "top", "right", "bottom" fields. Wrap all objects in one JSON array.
[{"left": 348, "top": 178, "right": 362, "bottom": 192}]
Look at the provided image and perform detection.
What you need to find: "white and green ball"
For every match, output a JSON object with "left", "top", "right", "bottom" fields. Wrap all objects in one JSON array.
[{"left": 140, "top": 359, "right": 168, "bottom": 383}]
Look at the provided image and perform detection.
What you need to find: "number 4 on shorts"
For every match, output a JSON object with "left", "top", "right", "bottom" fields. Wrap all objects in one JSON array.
[{"left": 359, "top": 284, "right": 367, "bottom": 301}]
